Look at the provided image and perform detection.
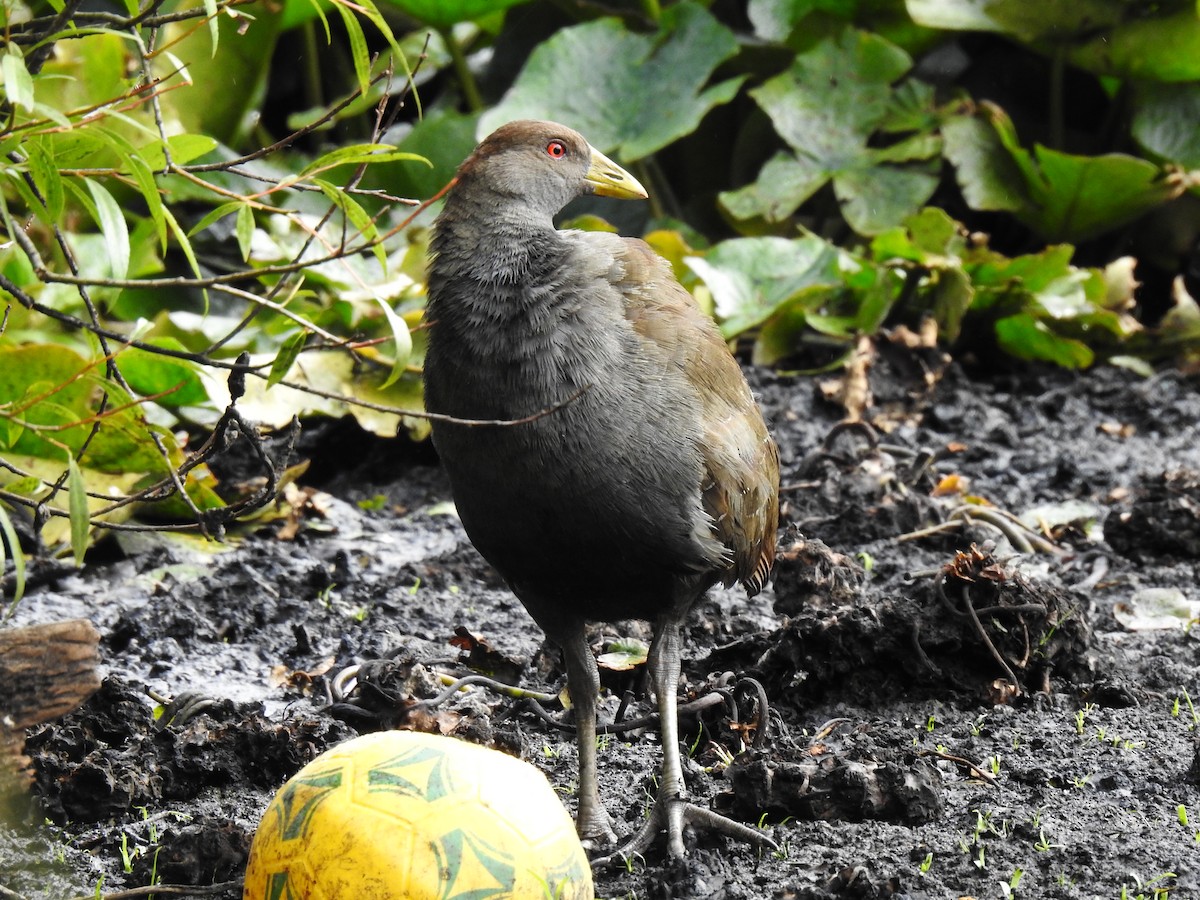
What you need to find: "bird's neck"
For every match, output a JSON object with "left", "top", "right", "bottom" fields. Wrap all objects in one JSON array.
[{"left": 429, "top": 197, "right": 574, "bottom": 323}]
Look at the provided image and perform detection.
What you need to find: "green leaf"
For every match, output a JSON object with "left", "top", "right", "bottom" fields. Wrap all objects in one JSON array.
[
  {"left": 300, "top": 143, "right": 431, "bottom": 176},
  {"left": 906, "top": 0, "right": 1122, "bottom": 43},
  {"left": 332, "top": 0, "right": 371, "bottom": 98},
  {"left": 373, "top": 297, "right": 413, "bottom": 389},
  {"left": 26, "top": 137, "right": 65, "bottom": 222},
  {"left": 360, "top": 110, "right": 479, "bottom": 202},
  {"left": 136, "top": 134, "right": 220, "bottom": 170},
  {"left": 202, "top": 0, "right": 220, "bottom": 52},
  {"left": 235, "top": 203, "right": 255, "bottom": 262},
  {"left": 1, "top": 44, "right": 34, "bottom": 111},
  {"left": 834, "top": 162, "right": 940, "bottom": 237},
  {"left": 722, "top": 28, "right": 940, "bottom": 233},
  {"left": 720, "top": 152, "right": 827, "bottom": 223},
  {"left": 685, "top": 235, "right": 844, "bottom": 337},
  {"left": 596, "top": 637, "right": 649, "bottom": 671},
  {"left": 0, "top": 502, "right": 27, "bottom": 616},
  {"left": 377, "top": 0, "right": 531, "bottom": 29},
  {"left": 161, "top": 204, "right": 203, "bottom": 281},
  {"left": 313, "top": 178, "right": 385, "bottom": 268},
  {"left": 951, "top": 104, "right": 1182, "bottom": 242},
  {"left": 1132, "top": 83, "right": 1200, "bottom": 169},
  {"left": 480, "top": 2, "right": 744, "bottom": 161},
  {"left": 941, "top": 112, "right": 1029, "bottom": 212},
  {"left": 67, "top": 454, "right": 90, "bottom": 566},
  {"left": 84, "top": 178, "right": 130, "bottom": 280},
  {"left": 188, "top": 200, "right": 243, "bottom": 238},
  {"left": 126, "top": 152, "right": 168, "bottom": 251},
  {"left": 268, "top": 332, "right": 307, "bottom": 388},
  {"left": 1067, "top": 9, "right": 1200, "bottom": 82},
  {"left": 117, "top": 343, "right": 209, "bottom": 408},
  {"left": 994, "top": 314, "right": 1094, "bottom": 368}
]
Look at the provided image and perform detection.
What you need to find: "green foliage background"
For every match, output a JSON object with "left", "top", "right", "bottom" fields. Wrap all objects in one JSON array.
[{"left": 1, "top": 0, "right": 1199, "bottom": 575}]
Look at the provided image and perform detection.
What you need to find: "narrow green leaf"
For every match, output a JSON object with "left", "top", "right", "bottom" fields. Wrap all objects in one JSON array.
[
  {"left": 313, "top": 178, "right": 385, "bottom": 267},
  {"left": 300, "top": 143, "right": 431, "bottom": 175},
  {"left": 161, "top": 205, "right": 208, "bottom": 312},
  {"left": 268, "top": 331, "right": 307, "bottom": 388},
  {"left": 202, "top": 0, "right": 220, "bottom": 53},
  {"left": 188, "top": 200, "right": 244, "bottom": 237},
  {"left": 128, "top": 154, "right": 168, "bottom": 251},
  {"left": 374, "top": 297, "right": 413, "bottom": 389},
  {"left": 66, "top": 454, "right": 90, "bottom": 567},
  {"left": 235, "top": 203, "right": 255, "bottom": 262},
  {"left": 26, "top": 138, "right": 64, "bottom": 221},
  {"left": 332, "top": 0, "right": 371, "bottom": 98},
  {"left": 0, "top": 503, "right": 27, "bottom": 617},
  {"left": 161, "top": 204, "right": 202, "bottom": 278},
  {"left": 85, "top": 178, "right": 130, "bottom": 280}
]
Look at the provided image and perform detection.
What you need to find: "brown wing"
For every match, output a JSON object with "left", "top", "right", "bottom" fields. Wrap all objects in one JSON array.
[{"left": 611, "top": 237, "right": 780, "bottom": 595}]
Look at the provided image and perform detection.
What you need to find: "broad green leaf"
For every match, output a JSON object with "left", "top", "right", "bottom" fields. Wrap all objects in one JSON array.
[
  {"left": 1132, "top": 83, "right": 1200, "bottom": 169},
  {"left": 685, "top": 235, "right": 844, "bottom": 336},
  {"left": 941, "top": 113, "right": 1029, "bottom": 212},
  {"left": 723, "top": 28, "right": 940, "bottom": 233},
  {"left": 994, "top": 314, "right": 1094, "bottom": 368},
  {"left": 117, "top": 344, "right": 209, "bottom": 408},
  {"left": 480, "top": 2, "right": 744, "bottom": 161},
  {"left": 752, "top": 28, "right": 911, "bottom": 161},
  {"left": 136, "top": 134, "right": 220, "bottom": 170},
  {"left": 159, "top": 1, "right": 284, "bottom": 145},
  {"left": 376, "top": 0, "right": 531, "bottom": 29},
  {"left": 720, "top": 152, "right": 827, "bottom": 223},
  {"left": 1, "top": 44, "right": 34, "bottom": 111},
  {"left": 84, "top": 178, "right": 130, "bottom": 280},
  {"left": 596, "top": 638, "right": 649, "bottom": 671},
  {"left": 281, "top": 0, "right": 333, "bottom": 30},
  {"left": 1020, "top": 146, "right": 1179, "bottom": 243},
  {"left": 834, "top": 161, "right": 940, "bottom": 236},
  {"left": 0, "top": 345, "right": 177, "bottom": 473},
  {"left": 67, "top": 454, "right": 90, "bottom": 566},
  {"left": 951, "top": 105, "right": 1182, "bottom": 242},
  {"left": 1067, "top": 9, "right": 1200, "bottom": 82},
  {"left": 906, "top": 0, "right": 1121, "bottom": 43}
]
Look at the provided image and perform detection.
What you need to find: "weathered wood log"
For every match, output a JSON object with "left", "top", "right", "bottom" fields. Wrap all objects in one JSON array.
[{"left": 0, "top": 619, "right": 102, "bottom": 797}]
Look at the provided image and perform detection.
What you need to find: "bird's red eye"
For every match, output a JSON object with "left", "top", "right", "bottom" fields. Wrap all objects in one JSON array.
[{"left": 546, "top": 140, "right": 567, "bottom": 159}]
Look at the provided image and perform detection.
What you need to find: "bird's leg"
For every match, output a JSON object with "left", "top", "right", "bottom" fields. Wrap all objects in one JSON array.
[
  {"left": 593, "top": 616, "right": 776, "bottom": 866},
  {"left": 559, "top": 623, "right": 618, "bottom": 847}
]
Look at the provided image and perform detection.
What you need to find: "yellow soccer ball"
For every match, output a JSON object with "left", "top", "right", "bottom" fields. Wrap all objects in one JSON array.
[{"left": 243, "top": 730, "right": 593, "bottom": 900}]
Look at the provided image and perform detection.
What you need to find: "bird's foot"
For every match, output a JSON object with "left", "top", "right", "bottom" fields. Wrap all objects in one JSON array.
[
  {"left": 591, "top": 797, "right": 776, "bottom": 867},
  {"left": 576, "top": 804, "right": 619, "bottom": 852}
]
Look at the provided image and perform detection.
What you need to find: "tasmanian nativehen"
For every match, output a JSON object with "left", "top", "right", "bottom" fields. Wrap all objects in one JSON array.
[{"left": 423, "top": 120, "right": 780, "bottom": 860}]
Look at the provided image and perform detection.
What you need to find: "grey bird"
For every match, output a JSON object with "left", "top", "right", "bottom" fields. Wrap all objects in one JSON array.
[{"left": 423, "top": 119, "right": 780, "bottom": 861}]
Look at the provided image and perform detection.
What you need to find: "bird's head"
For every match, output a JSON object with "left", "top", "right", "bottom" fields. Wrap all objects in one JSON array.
[{"left": 454, "top": 120, "right": 648, "bottom": 219}]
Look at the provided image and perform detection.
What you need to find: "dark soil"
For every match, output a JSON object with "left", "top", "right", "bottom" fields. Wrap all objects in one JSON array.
[{"left": 3, "top": 352, "right": 1200, "bottom": 900}]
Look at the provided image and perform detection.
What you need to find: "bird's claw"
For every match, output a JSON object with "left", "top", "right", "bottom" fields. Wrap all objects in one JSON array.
[{"left": 590, "top": 798, "right": 776, "bottom": 868}]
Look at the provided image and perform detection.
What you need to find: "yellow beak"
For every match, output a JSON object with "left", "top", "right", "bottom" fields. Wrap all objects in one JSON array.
[{"left": 584, "top": 146, "right": 648, "bottom": 200}]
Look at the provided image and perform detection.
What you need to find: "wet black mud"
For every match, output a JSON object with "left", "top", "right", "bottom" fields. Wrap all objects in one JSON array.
[{"left": 3, "top": 354, "right": 1200, "bottom": 900}]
